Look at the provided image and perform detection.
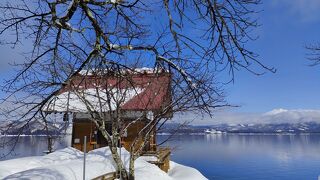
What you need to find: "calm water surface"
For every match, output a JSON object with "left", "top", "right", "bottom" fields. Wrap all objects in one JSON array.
[
  {"left": 159, "top": 134, "right": 320, "bottom": 180},
  {"left": 1, "top": 134, "right": 320, "bottom": 180}
]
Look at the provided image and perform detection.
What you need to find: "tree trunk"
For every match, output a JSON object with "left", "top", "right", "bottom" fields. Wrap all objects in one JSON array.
[
  {"left": 129, "top": 155, "right": 135, "bottom": 180},
  {"left": 99, "top": 127, "right": 129, "bottom": 180},
  {"left": 110, "top": 146, "right": 129, "bottom": 180}
]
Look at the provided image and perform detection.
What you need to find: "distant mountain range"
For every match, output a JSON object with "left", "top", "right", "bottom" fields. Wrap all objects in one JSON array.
[
  {"left": 2, "top": 119, "right": 320, "bottom": 136},
  {"left": 0, "top": 119, "right": 69, "bottom": 136},
  {"left": 159, "top": 122, "right": 320, "bottom": 134}
]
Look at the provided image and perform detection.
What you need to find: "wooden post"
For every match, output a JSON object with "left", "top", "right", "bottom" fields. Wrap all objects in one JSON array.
[
  {"left": 83, "top": 136, "right": 87, "bottom": 180},
  {"left": 119, "top": 143, "right": 122, "bottom": 180},
  {"left": 48, "top": 136, "right": 52, "bottom": 153}
]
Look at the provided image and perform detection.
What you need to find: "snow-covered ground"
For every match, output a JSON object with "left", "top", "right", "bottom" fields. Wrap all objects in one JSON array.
[{"left": 0, "top": 147, "right": 207, "bottom": 180}]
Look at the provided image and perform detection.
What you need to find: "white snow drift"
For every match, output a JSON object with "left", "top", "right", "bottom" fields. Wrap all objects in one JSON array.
[{"left": 0, "top": 147, "right": 207, "bottom": 180}]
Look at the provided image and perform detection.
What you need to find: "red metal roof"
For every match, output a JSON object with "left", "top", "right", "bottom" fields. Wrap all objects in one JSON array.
[{"left": 59, "top": 71, "right": 172, "bottom": 111}]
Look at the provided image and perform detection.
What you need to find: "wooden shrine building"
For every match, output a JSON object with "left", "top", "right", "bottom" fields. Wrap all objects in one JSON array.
[{"left": 42, "top": 68, "right": 172, "bottom": 172}]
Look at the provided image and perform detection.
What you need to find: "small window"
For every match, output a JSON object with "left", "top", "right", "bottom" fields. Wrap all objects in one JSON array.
[{"left": 74, "top": 138, "right": 80, "bottom": 144}]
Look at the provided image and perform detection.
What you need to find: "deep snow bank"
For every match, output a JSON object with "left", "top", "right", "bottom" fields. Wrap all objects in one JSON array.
[
  {"left": 0, "top": 147, "right": 83, "bottom": 178},
  {"left": 0, "top": 147, "right": 207, "bottom": 180},
  {"left": 168, "top": 161, "right": 207, "bottom": 180}
]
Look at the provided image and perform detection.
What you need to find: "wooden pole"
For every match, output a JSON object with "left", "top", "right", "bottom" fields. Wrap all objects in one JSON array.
[{"left": 83, "top": 136, "right": 87, "bottom": 180}]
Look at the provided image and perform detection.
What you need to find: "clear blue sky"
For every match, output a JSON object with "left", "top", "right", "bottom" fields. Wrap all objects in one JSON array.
[
  {"left": 1, "top": 1, "right": 320, "bottom": 114},
  {"left": 223, "top": 0, "right": 320, "bottom": 113}
]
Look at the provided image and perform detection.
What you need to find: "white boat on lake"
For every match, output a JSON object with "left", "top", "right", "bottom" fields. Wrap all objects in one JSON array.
[{"left": 204, "top": 129, "right": 223, "bottom": 134}]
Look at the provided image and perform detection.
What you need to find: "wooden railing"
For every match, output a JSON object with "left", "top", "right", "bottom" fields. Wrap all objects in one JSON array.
[
  {"left": 91, "top": 147, "right": 171, "bottom": 180},
  {"left": 91, "top": 172, "right": 116, "bottom": 180},
  {"left": 142, "top": 147, "right": 170, "bottom": 160},
  {"left": 141, "top": 147, "right": 171, "bottom": 172},
  {"left": 157, "top": 147, "right": 171, "bottom": 161}
]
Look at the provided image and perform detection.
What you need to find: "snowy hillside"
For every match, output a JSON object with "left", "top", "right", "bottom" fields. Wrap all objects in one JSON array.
[
  {"left": 0, "top": 119, "right": 68, "bottom": 135},
  {"left": 0, "top": 147, "right": 207, "bottom": 180}
]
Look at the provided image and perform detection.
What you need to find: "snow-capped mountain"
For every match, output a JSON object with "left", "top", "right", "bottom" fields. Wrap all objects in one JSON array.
[
  {"left": 263, "top": 108, "right": 289, "bottom": 115},
  {"left": 160, "top": 122, "right": 320, "bottom": 134},
  {"left": 0, "top": 119, "right": 66, "bottom": 135},
  {"left": 260, "top": 108, "right": 320, "bottom": 124},
  {"left": 161, "top": 108, "right": 320, "bottom": 134}
]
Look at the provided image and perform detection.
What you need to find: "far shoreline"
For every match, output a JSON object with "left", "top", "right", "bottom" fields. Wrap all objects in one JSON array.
[{"left": 2, "top": 132, "right": 320, "bottom": 137}]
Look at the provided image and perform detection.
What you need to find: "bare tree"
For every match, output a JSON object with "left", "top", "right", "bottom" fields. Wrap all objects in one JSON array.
[
  {"left": 0, "top": 0, "right": 273, "bottom": 179},
  {"left": 306, "top": 44, "right": 320, "bottom": 66}
]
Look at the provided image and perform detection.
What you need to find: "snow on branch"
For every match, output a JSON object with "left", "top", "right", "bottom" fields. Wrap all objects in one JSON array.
[{"left": 157, "top": 55, "right": 197, "bottom": 89}]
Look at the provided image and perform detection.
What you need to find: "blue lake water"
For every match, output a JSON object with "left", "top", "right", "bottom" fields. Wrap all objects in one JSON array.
[
  {"left": 1, "top": 134, "right": 320, "bottom": 180},
  {"left": 159, "top": 134, "right": 320, "bottom": 180}
]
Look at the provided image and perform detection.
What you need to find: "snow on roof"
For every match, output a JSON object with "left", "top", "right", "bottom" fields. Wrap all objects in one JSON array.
[
  {"left": 43, "top": 87, "right": 143, "bottom": 113},
  {"left": 78, "top": 67, "right": 168, "bottom": 76},
  {"left": 43, "top": 70, "right": 171, "bottom": 113},
  {"left": 0, "top": 147, "right": 207, "bottom": 180}
]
